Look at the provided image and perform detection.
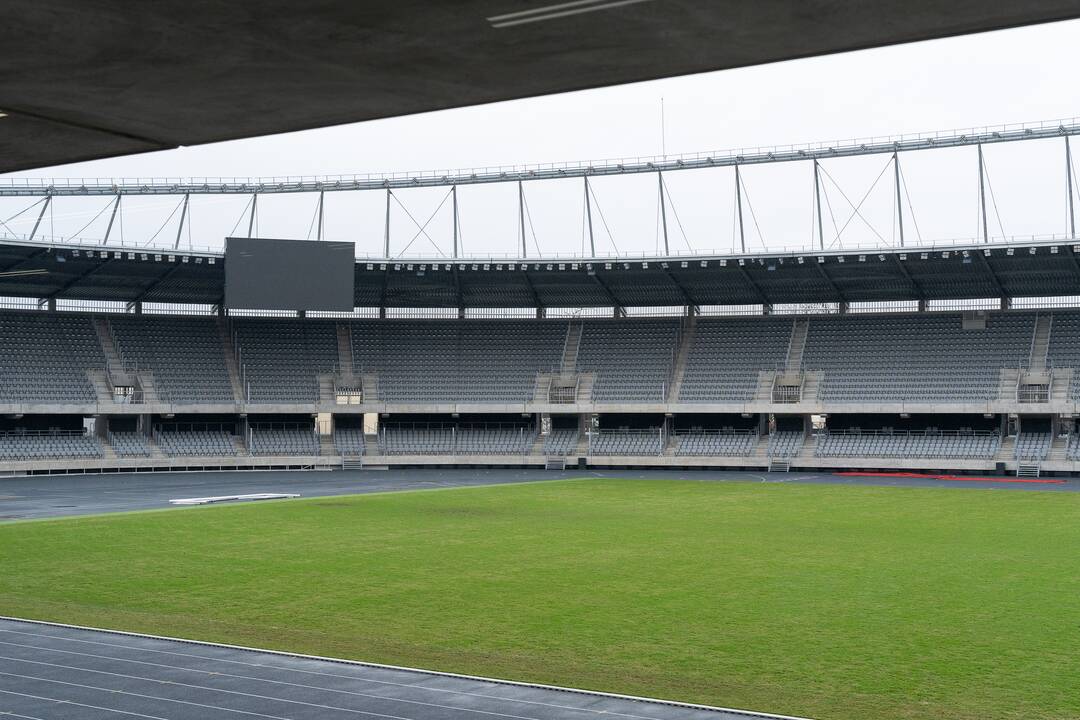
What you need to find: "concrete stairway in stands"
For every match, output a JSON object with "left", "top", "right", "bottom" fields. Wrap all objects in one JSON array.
[
  {"left": 217, "top": 318, "right": 245, "bottom": 403},
  {"left": 560, "top": 321, "right": 582, "bottom": 374},
  {"left": 667, "top": 315, "right": 696, "bottom": 403}
]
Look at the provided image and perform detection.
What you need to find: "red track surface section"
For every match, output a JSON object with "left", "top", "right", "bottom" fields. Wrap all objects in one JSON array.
[{"left": 834, "top": 471, "right": 1065, "bottom": 485}]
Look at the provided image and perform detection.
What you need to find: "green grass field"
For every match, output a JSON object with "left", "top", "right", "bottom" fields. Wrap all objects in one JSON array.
[{"left": 2, "top": 478, "right": 1080, "bottom": 720}]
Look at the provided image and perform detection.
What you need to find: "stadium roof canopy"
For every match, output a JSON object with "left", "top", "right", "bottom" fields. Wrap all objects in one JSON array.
[
  {"left": 2, "top": 238, "right": 1078, "bottom": 309},
  {"left": 3, "top": 1, "right": 1080, "bottom": 174}
]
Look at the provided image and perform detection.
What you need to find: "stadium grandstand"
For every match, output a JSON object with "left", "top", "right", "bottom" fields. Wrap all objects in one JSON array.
[{"left": 3, "top": 231, "right": 1080, "bottom": 479}]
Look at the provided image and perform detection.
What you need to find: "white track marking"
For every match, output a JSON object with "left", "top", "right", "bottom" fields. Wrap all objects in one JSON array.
[
  {"left": 0, "top": 628, "right": 656, "bottom": 720},
  {"left": 0, "top": 689, "right": 169, "bottom": 719},
  {"left": 0, "top": 617, "right": 813, "bottom": 720},
  {"left": 0, "top": 670, "right": 362, "bottom": 720},
  {"left": 0, "top": 658, "right": 535, "bottom": 720},
  {"left": 0, "top": 645, "right": 565, "bottom": 720}
]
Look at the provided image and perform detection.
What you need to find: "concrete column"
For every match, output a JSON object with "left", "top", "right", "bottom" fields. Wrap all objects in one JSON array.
[
  {"left": 536, "top": 307, "right": 546, "bottom": 319},
  {"left": 1000, "top": 297, "right": 1012, "bottom": 311}
]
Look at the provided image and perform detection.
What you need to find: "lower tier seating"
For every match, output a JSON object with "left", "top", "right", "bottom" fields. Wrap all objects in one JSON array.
[
  {"left": 816, "top": 430, "right": 1000, "bottom": 459},
  {"left": 0, "top": 432, "right": 102, "bottom": 461},
  {"left": 249, "top": 427, "right": 319, "bottom": 456},
  {"left": 155, "top": 429, "right": 237, "bottom": 457},
  {"left": 674, "top": 431, "right": 758, "bottom": 456},
  {"left": 589, "top": 429, "right": 663, "bottom": 456}
]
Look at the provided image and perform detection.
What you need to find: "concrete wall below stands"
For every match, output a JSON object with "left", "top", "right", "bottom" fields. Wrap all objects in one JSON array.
[{"left": 2, "top": 452, "right": 1077, "bottom": 477}]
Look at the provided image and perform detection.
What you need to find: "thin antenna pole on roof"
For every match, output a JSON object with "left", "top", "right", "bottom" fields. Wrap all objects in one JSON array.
[
  {"left": 660, "top": 97, "right": 666, "bottom": 158},
  {"left": 658, "top": 172, "right": 669, "bottom": 254},
  {"left": 978, "top": 144, "right": 989, "bottom": 243},
  {"left": 103, "top": 195, "right": 121, "bottom": 245},
  {"left": 812, "top": 160, "right": 824, "bottom": 250},
  {"left": 584, "top": 177, "right": 596, "bottom": 257},
  {"left": 451, "top": 185, "right": 459, "bottom": 259},
  {"left": 173, "top": 194, "right": 189, "bottom": 250},
  {"left": 246, "top": 194, "right": 257, "bottom": 238},
  {"left": 28, "top": 196, "right": 51, "bottom": 241},
  {"left": 734, "top": 165, "right": 746, "bottom": 254},
  {"left": 893, "top": 152, "right": 905, "bottom": 247}
]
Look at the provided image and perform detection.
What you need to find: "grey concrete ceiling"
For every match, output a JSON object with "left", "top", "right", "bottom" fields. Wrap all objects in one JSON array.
[{"left": 2, "top": 0, "right": 1079, "bottom": 173}]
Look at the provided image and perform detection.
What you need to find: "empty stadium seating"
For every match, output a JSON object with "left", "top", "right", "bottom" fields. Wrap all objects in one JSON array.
[
  {"left": 1015, "top": 431, "right": 1052, "bottom": 460},
  {"left": 108, "top": 431, "right": 151, "bottom": 457},
  {"left": 679, "top": 318, "right": 792, "bottom": 402},
  {"left": 578, "top": 319, "right": 679, "bottom": 402},
  {"left": 0, "top": 313, "right": 102, "bottom": 404},
  {"left": 543, "top": 429, "right": 580, "bottom": 456},
  {"left": 334, "top": 428, "right": 366, "bottom": 456},
  {"left": 589, "top": 429, "right": 663, "bottom": 455},
  {"left": 234, "top": 320, "right": 337, "bottom": 403},
  {"left": 0, "top": 431, "right": 102, "bottom": 460},
  {"left": 802, "top": 313, "right": 1034, "bottom": 403},
  {"left": 816, "top": 429, "right": 1000, "bottom": 459},
  {"left": 352, "top": 320, "right": 564, "bottom": 403},
  {"left": 767, "top": 430, "right": 804, "bottom": 458},
  {"left": 249, "top": 426, "right": 319, "bottom": 456},
  {"left": 154, "top": 429, "right": 237, "bottom": 456},
  {"left": 673, "top": 430, "right": 759, "bottom": 456},
  {"left": 112, "top": 316, "right": 234, "bottom": 404}
]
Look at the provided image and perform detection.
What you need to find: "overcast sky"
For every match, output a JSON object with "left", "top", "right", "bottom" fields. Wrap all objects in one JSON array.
[{"left": 2, "top": 17, "right": 1079, "bottom": 259}]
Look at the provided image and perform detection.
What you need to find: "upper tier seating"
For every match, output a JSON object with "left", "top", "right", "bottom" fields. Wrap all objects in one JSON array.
[
  {"left": 578, "top": 319, "right": 680, "bottom": 402},
  {"left": 0, "top": 313, "right": 103, "bottom": 404},
  {"left": 249, "top": 427, "right": 319, "bottom": 456},
  {"left": 816, "top": 429, "right": 1000, "bottom": 459},
  {"left": 1046, "top": 312, "right": 1080, "bottom": 400},
  {"left": 679, "top": 318, "right": 792, "bottom": 402},
  {"left": 352, "top": 320, "right": 565, "bottom": 403},
  {"left": 7, "top": 308, "right": 1080, "bottom": 408},
  {"left": 0, "top": 431, "right": 102, "bottom": 461},
  {"left": 112, "top": 316, "right": 234, "bottom": 404},
  {"left": 234, "top": 320, "right": 338, "bottom": 403},
  {"left": 802, "top": 312, "right": 1035, "bottom": 403},
  {"left": 674, "top": 430, "right": 758, "bottom": 456}
]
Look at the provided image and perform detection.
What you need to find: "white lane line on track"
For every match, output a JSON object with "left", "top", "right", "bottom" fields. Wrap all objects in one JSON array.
[
  {"left": 0, "top": 644, "right": 575, "bottom": 720},
  {"left": 0, "top": 617, "right": 813, "bottom": 720},
  {"left": 0, "top": 689, "right": 168, "bottom": 720},
  {"left": 0, "top": 658, "right": 535, "bottom": 720},
  {"left": 0, "top": 628, "right": 657, "bottom": 720},
  {"left": 0, "top": 670, "right": 366, "bottom": 720}
]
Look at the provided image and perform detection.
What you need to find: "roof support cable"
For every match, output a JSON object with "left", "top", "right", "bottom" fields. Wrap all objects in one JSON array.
[
  {"left": 660, "top": 174, "right": 693, "bottom": 252},
  {"left": 0, "top": 197, "right": 46, "bottom": 237},
  {"left": 739, "top": 172, "right": 767, "bottom": 252},
  {"left": 982, "top": 156, "right": 1007, "bottom": 240},
  {"left": 228, "top": 195, "right": 254, "bottom": 237},
  {"left": 391, "top": 188, "right": 452, "bottom": 258},
  {"left": 819, "top": 159, "right": 891, "bottom": 246},
  {"left": 586, "top": 180, "right": 620, "bottom": 256},
  {"left": 897, "top": 161, "right": 924, "bottom": 244},
  {"left": 521, "top": 187, "right": 543, "bottom": 257},
  {"left": 69, "top": 196, "right": 114, "bottom": 241},
  {"left": 143, "top": 195, "right": 186, "bottom": 248}
]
